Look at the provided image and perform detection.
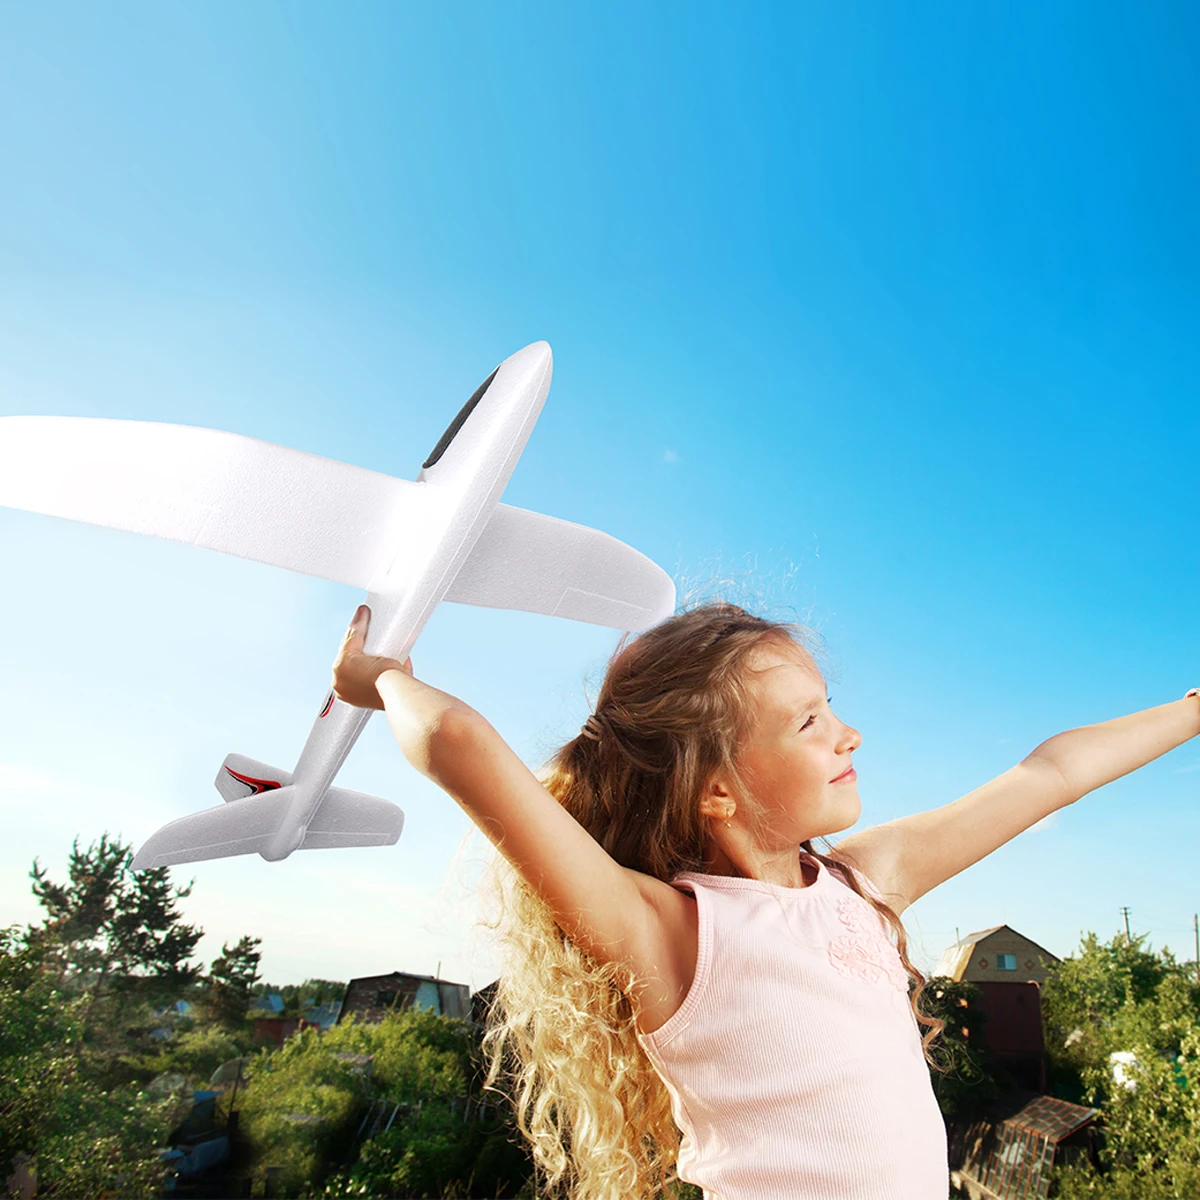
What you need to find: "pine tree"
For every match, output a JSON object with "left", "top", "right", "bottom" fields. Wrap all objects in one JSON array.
[
  {"left": 201, "top": 935, "right": 263, "bottom": 1031},
  {"left": 26, "top": 833, "right": 203, "bottom": 1066}
]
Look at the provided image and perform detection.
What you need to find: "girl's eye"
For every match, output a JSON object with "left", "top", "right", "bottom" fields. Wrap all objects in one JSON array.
[{"left": 800, "top": 697, "right": 833, "bottom": 733}]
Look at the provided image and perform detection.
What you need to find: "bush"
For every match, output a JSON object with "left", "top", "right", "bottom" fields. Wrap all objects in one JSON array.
[
  {"left": 235, "top": 1009, "right": 530, "bottom": 1197},
  {"left": 236, "top": 1029, "right": 370, "bottom": 1196},
  {"left": 1, "top": 926, "right": 175, "bottom": 1198},
  {"left": 1044, "top": 933, "right": 1200, "bottom": 1196}
]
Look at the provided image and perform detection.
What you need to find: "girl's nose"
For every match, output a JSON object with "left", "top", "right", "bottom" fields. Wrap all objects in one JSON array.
[{"left": 838, "top": 723, "right": 862, "bottom": 753}]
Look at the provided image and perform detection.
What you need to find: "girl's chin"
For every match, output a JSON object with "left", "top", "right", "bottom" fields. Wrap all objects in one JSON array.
[{"left": 830, "top": 795, "right": 863, "bottom": 832}]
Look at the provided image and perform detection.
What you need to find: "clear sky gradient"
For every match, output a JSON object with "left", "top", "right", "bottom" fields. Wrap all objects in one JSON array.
[{"left": 1, "top": 3, "right": 1198, "bottom": 991}]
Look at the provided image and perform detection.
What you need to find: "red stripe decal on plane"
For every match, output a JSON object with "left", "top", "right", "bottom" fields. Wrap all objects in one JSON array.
[
  {"left": 319, "top": 691, "right": 335, "bottom": 719},
  {"left": 224, "top": 768, "right": 283, "bottom": 793}
]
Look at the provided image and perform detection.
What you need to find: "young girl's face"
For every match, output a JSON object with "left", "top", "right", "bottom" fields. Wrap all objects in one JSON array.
[{"left": 728, "top": 638, "right": 863, "bottom": 845}]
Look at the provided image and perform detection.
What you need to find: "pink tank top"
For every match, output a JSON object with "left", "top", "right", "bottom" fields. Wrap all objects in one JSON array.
[{"left": 635, "top": 851, "right": 948, "bottom": 1199}]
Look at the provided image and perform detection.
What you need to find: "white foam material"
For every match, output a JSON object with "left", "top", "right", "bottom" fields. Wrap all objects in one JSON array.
[{"left": 0, "top": 341, "right": 676, "bottom": 868}]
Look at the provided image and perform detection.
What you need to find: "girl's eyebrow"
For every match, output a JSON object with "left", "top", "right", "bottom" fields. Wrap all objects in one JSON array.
[{"left": 784, "top": 694, "right": 826, "bottom": 724}]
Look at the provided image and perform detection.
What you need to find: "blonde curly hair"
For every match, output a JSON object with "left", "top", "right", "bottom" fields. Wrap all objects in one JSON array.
[{"left": 477, "top": 601, "right": 944, "bottom": 1200}]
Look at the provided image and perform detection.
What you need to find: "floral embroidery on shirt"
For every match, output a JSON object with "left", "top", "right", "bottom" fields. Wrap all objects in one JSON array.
[{"left": 828, "top": 895, "right": 908, "bottom": 992}]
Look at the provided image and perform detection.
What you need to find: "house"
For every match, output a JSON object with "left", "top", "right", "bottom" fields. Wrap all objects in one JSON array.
[
  {"left": 948, "top": 1091, "right": 1099, "bottom": 1200},
  {"left": 935, "top": 925, "right": 1061, "bottom": 1092},
  {"left": 935, "top": 925, "right": 1060, "bottom": 986},
  {"left": 337, "top": 972, "right": 471, "bottom": 1025}
]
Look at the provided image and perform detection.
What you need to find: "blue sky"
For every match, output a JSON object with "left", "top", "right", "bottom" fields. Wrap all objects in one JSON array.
[{"left": 1, "top": 2, "right": 1198, "bottom": 990}]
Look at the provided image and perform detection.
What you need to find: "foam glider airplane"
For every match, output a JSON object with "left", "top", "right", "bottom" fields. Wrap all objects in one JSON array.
[{"left": 0, "top": 341, "right": 676, "bottom": 869}]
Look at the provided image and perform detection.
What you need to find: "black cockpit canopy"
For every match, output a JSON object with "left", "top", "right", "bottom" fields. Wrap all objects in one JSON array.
[{"left": 422, "top": 366, "right": 499, "bottom": 469}]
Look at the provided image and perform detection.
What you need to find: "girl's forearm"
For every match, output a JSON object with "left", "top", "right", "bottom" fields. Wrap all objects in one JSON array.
[
  {"left": 374, "top": 668, "right": 479, "bottom": 776},
  {"left": 1028, "top": 693, "right": 1200, "bottom": 801}
]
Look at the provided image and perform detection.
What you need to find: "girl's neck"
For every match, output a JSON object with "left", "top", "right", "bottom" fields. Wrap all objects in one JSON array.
[{"left": 701, "top": 842, "right": 816, "bottom": 888}]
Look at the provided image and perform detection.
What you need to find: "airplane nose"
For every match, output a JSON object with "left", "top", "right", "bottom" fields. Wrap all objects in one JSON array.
[{"left": 509, "top": 340, "right": 552, "bottom": 373}]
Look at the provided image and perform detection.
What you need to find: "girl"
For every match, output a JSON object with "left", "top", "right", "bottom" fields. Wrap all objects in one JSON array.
[{"left": 331, "top": 600, "right": 1200, "bottom": 1200}]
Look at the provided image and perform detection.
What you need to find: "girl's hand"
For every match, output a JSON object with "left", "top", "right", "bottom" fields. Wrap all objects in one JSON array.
[{"left": 331, "top": 605, "right": 412, "bottom": 711}]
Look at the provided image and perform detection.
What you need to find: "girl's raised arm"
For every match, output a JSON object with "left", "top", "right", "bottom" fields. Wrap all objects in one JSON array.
[
  {"left": 835, "top": 689, "right": 1200, "bottom": 914},
  {"left": 329, "top": 606, "right": 664, "bottom": 973},
  {"left": 375, "top": 670, "right": 664, "bottom": 970}
]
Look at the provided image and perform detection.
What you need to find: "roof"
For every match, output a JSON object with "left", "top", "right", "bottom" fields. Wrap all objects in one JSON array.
[
  {"left": 1004, "top": 1094, "right": 1098, "bottom": 1141},
  {"left": 345, "top": 971, "right": 466, "bottom": 987},
  {"left": 303, "top": 1001, "right": 343, "bottom": 1029},
  {"left": 951, "top": 1091, "right": 1101, "bottom": 1199}
]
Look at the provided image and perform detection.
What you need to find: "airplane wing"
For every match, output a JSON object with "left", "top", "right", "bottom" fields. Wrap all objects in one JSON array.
[
  {"left": 0, "top": 415, "right": 423, "bottom": 589},
  {"left": 444, "top": 503, "right": 676, "bottom": 630},
  {"left": 0, "top": 415, "right": 675, "bottom": 630}
]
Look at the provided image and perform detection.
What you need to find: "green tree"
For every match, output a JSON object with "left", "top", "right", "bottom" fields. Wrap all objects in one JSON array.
[
  {"left": 26, "top": 833, "right": 204, "bottom": 1079},
  {"left": 298, "top": 978, "right": 347, "bottom": 1008},
  {"left": 0, "top": 925, "right": 176, "bottom": 1198},
  {"left": 1044, "top": 930, "right": 1200, "bottom": 1197},
  {"left": 29, "top": 833, "right": 203, "bottom": 997},
  {"left": 235, "top": 1009, "right": 535, "bottom": 1198},
  {"left": 1042, "top": 930, "right": 1199, "bottom": 1104},
  {"left": 200, "top": 934, "right": 263, "bottom": 1032},
  {"left": 153, "top": 1024, "right": 250, "bottom": 1089},
  {"left": 235, "top": 1028, "right": 371, "bottom": 1196}
]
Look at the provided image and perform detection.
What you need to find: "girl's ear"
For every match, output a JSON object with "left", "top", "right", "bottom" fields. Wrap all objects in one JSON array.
[{"left": 697, "top": 774, "right": 731, "bottom": 820}]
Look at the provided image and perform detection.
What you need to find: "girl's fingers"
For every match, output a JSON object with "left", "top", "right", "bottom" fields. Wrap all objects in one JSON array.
[{"left": 344, "top": 605, "right": 369, "bottom": 639}]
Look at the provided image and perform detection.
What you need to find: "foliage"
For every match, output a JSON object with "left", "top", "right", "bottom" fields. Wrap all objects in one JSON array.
[
  {"left": 1041, "top": 930, "right": 1197, "bottom": 1104},
  {"left": 256, "top": 977, "right": 348, "bottom": 1011},
  {"left": 236, "top": 1009, "right": 534, "bottom": 1197},
  {"left": 1043, "top": 930, "right": 1200, "bottom": 1196},
  {"left": 0, "top": 925, "right": 176, "bottom": 1198},
  {"left": 197, "top": 934, "right": 263, "bottom": 1031},
  {"left": 28, "top": 833, "right": 203, "bottom": 1005},
  {"left": 1049, "top": 1031, "right": 1200, "bottom": 1198},
  {"left": 157, "top": 1024, "right": 252, "bottom": 1086},
  {"left": 921, "top": 976, "right": 1005, "bottom": 1118},
  {"left": 23, "top": 834, "right": 207, "bottom": 1089},
  {"left": 235, "top": 1027, "right": 372, "bottom": 1196},
  {"left": 325, "top": 1008, "right": 472, "bottom": 1101},
  {"left": 322, "top": 1102, "right": 493, "bottom": 1198}
]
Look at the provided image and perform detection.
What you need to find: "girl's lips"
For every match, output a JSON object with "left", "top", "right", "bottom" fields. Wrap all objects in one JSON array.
[{"left": 831, "top": 767, "right": 857, "bottom": 783}]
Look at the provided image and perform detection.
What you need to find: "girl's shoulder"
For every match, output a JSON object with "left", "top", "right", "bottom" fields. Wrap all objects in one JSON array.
[{"left": 823, "top": 838, "right": 896, "bottom": 906}]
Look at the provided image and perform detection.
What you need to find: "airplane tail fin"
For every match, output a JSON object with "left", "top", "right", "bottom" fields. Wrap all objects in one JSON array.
[
  {"left": 216, "top": 753, "right": 294, "bottom": 801},
  {"left": 132, "top": 770, "right": 405, "bottom": 870}
]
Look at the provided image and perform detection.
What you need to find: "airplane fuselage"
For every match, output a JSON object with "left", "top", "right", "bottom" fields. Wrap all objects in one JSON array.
[{"left": 258, "top": 343, "right": 553, "bottom": 860}]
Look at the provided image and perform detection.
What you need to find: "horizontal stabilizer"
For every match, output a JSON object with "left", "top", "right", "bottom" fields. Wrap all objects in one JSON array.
[
  {"left": 300, "top": 786, "right": 405, "bottom": 850},
  {"left": 132, "top": 783, "right": 405, "bottom": 869},
  {"left": 132, "top": 788, "right": 296, "bottom": 870},
  {"left": 216, "top": 753, "right": 294, "bottom": 801}
]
